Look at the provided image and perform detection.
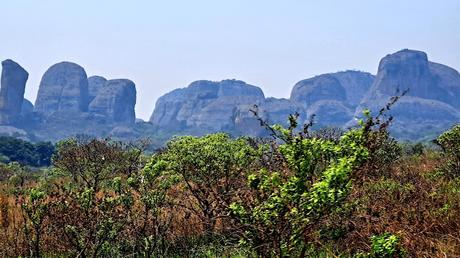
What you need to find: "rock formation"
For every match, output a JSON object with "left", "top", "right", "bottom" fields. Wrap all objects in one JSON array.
[
  {"left": 354, "top": 49, "right": 460, "bottom": 140},
  {"left": 34, "top": 62, "right": 89, "bottom": 114},
  {"left": 89, "top": 79, "right": 136, "bottom": 124},
  {"left": 290, "top": 71, "right": 374, "bottom": 127},
  {"left": 1, "top": 49, "right": 459, "bottom": 144},
  {"left": 0, "top": 60, "right": 29, "bottom": 124},
  {"left": 88, "top": 76, "right": 107, "bottom": 103},
  {"left": 150, "top": 79, "right": 265, "bottom": 134}
]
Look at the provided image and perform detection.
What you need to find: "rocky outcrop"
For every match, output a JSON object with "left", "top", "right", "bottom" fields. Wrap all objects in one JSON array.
[
  {"left": 1, "top": 49, "right": 459, "bottom": 144},
  {"left": 89, "top": 79, "right": 136, "bottom": 124},
  {"left": 0, "top": 60, "right": 29, "bottom": 124},
  {"left": 290, "top": 71, "right": 374, "bottom": 127},
  {"left": 354, "top": 49, "right": 460, "bottom": 140},
  {"left": 150, "top": 79, "right": 265, "bottom": 134},
  {"left": 34, "top": 62, "right": 89, "bottom": 114},
  {"left": 88, "top": 76, "right": 107, "bottom": 103}
]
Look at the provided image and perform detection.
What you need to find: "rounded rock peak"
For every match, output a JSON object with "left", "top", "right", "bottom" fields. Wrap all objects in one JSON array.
[
  {"left": 378, "top": 49, "right": 429, "bottom": 71},
  {"left": 35, "top": 61, "right": 89, "bottom": 114},
  {"left": 290, "top": 74, "right": 346, "bottom": 104},
  {"left": 45, "top": 61, "right": 86, "bottom": 73}
]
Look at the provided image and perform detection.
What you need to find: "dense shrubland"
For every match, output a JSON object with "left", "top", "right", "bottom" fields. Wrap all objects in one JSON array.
[
  {"left": 0, "top": 136, "right": 54, "bottom": 167},
  {"left": 0, "top": 113, "right": 460, "bottom": 257}
]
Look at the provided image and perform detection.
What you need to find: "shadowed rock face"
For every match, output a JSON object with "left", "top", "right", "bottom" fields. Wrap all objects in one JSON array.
[
  {"left": 89, "top": 79, "right": 136, "bottom": 124},
  {"left": 34, "top": 62, "right": 89, "bottom": 114},
  {"left": 331, "top": 71, "right": 375, "bottom": 106},
  {"left": 0, "top": 60, "right": 29, "bottom": 124},
  {"left": 150, "top": 79, "right": 265, "bottom": 133},
  {"left": 354, "top": 49, "right": 460, "bottom": 140},
  {"left": 88, "top": 76, "right": 107, "bottom": 103},
  {"left": 21, "top": 99, "right": 34, "bottom": 115}
]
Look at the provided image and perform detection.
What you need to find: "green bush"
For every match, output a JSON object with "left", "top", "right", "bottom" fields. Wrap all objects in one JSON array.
[
  {"left": 370, "top": 233, "right": 405, "bottom": 257},
  {"left": 229, "top": 114, "right": 369, "bottom": 257},
  {"left": 150, "top": 133, "right": 261, "bottom": 233},
  {"left": 436, "top": 125, "right": 460, "bottom": 177}
]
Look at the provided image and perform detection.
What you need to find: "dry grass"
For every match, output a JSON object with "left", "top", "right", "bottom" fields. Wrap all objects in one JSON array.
[
  {"left": 338, "top": 152, "right": 460, "bottom": 256},
  {"left": 1, "top": 151, "right": 460, "bottom": 256}
]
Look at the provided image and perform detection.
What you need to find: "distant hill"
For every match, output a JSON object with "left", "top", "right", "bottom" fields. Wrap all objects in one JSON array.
[{"left": 0, "top": 49, "right": 459, "bottom": 144}]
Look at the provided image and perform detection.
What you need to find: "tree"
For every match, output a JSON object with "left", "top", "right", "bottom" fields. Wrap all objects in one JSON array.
[
  {"left": 229, "top": 113, "right": 369, "bottom": 257},
  {"left": 49, "top": 138, "right": 143, "bottom": 257},
  {"left": 152, "top": 133, "right": 261, "bottom": 234},
  {"left": 436, "top": 125, "right": 460, "bottom": 177}
]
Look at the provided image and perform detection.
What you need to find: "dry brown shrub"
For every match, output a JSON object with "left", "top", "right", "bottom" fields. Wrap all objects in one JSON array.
[{"left": 338, "top": 152, "right": 460, "bottom": 257}]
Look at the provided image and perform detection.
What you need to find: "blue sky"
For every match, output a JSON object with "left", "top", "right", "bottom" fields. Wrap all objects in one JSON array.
[{"left": 1, "top": 0, "right": 459, "bottom": 119}]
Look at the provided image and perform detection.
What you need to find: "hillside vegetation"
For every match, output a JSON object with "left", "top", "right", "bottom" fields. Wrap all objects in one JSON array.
[{"left": 0, "top": 109, "right": 459, "bottom": 257}]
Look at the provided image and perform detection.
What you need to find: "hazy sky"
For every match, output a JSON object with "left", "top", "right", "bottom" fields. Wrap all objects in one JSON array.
[{"left": 1, "top": 0, "right": 459, "bottom": 120}]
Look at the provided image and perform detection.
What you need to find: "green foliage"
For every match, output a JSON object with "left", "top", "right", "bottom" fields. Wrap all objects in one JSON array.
[
  {"left": 370, "top": 233, "right": 405, "bottom": 257},
  {"left": 5, "top": 96, "right": 460, "bottom": 256},
  {"left": 229, "top": 114, "right": 369, "bottom": 256},
  {"left": 152, "top": 133, "right": 261, "bottom": 232},
  {"left": 19, "top": 186, "right": 49, "bottom": 257},
  {"left": 126, "top": 155, "right": 179, "bottom": 256},
  {"left": 0, "top": 136, "right": 54, "bottom": 167},
  {"left": 436, "top": 125, "right": 460, "bottom": 177}
]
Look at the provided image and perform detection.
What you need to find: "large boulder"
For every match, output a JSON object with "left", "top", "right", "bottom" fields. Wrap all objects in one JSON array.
[
  {"left": 0, "top": 60, "right": 29, "bottom": 124},
  {"left": 353, "top": 49, "right": 460, "bottom": 140},
  {"left": 89, "top": 79, "right": 136, "bottom": 124},
  {"left": 34, "top": 62, "right": 89, "bottom": 114},
  {"left": 150, "top": 79, "right": 265, "bottom": 134}
]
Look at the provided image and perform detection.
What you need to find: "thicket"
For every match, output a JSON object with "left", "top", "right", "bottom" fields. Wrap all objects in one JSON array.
[
  {"left": 0, "top": 136, "right": 54, "bottom": 167},
  {"left": 0, "top": 112, "right": 459, "bottom": 257}
]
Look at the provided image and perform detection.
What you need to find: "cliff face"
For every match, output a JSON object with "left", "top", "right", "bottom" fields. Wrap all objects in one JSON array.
[
  {"left": 34, "top": 62, "right": 89, "bottom": 114},
  {"left": 150, "top": 50, "right": 460, "bottom": 141},
  {"left": 0, "top": 60, "right": 29, "bottom": 124},
  {"left": 0, "top": 60, "right": 142, "bottom": 142},
  {"left": 88, "top": 79, "right": 136, "bottom": 125},
  {"left": 354, "top": 49, "right": 460, "bottom": 140}
]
